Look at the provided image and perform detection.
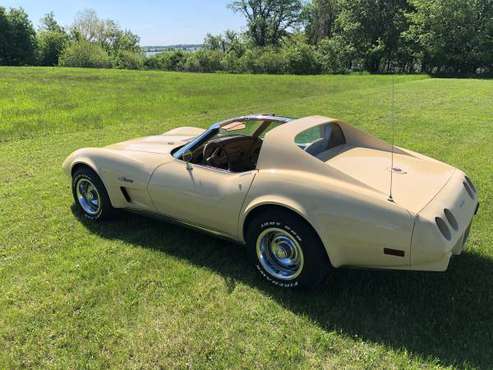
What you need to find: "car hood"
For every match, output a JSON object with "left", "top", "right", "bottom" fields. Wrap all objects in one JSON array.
[
  {"left": 327, "top": 146, "right": 456, "bottom": 214},
  {"left": 106, "top": 127, "right": 205, "bottom": 155}
]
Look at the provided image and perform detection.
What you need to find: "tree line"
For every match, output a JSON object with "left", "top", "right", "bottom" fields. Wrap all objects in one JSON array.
[
  {"left": 1, "top": 1, "right": 492, "bottom": 75},
  {"left": 0, "top": 9, "right": 143, "bottom": 69}
]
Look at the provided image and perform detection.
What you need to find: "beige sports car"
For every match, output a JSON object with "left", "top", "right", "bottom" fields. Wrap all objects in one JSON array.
[{"left": 63, "top": 115, "right": 479, "bottom": 288}]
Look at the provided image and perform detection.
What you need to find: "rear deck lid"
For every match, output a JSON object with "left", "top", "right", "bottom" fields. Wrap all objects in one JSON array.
[{"left": 326, "top": 146, "right": 455, "bottom": 214}]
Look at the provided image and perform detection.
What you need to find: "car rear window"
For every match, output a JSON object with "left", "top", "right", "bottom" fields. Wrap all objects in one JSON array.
[{"left": 295, "top": 122, "right": 346, "bottom": 158}]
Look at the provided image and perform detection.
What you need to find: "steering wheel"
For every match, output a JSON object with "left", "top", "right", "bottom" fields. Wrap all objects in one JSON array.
[{"left": 203, "top": 141, "right": 231, "bottom": 171}]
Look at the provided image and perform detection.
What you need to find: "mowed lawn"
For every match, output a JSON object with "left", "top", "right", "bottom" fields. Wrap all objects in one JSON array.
[{"left": 0, "top": 67, "right": 492, "bottom": 369}]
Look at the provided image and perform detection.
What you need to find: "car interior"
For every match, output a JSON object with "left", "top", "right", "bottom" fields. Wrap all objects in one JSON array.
[
  {"left": 182, "top": 119, "right": 281, "bottom": 172},
  {"left": 295, "top": 122, "right": 346, "bottom": 159},
  {"left": 181, "top": 120, "right": 346, "bottom": 173}
]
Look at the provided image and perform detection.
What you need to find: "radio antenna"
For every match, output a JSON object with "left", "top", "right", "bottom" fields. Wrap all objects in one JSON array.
[{"left": 388, "top": 73, "right": 396, "bottom": 203}]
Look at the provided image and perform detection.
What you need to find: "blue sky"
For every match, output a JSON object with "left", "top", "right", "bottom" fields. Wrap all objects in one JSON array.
[{"left": 2, "top": 0, "right": 246, "bottom": 45}]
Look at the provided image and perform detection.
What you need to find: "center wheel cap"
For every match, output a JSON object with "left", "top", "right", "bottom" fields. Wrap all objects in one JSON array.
[
  {"left": 256, "top": 228, "right": 305, "bottom": 281},
  {"left": 273, "top": 244, "right": 288, "bottom": 259}
]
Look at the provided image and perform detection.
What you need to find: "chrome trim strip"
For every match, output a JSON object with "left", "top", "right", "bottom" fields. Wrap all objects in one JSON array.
[
  {"left": 185, "top": 160, "right": 258, "bottom": 175},
  {"left": 187, "top": 161, "right": 232, "bottom": 174}
]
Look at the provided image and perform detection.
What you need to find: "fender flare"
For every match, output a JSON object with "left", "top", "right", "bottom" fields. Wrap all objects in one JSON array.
[
  {"left": 63, "top": 152, "right": 120, "bottom": 208},
  {"left": 239, "top": 196, "right": 334, "bottom": 265}
]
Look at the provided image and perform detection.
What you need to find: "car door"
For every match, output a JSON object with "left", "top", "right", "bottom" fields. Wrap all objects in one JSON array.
[{"left": 147, "top": 158, "right": 257, "bottom": 238}]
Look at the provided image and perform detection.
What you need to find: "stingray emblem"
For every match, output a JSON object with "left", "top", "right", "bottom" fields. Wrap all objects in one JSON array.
[
  {"left": 118, "top": 176, "right": 134, "bottom": 184},
  {"left": 460, "top": 199, "right": 465, "bottom": 208}
]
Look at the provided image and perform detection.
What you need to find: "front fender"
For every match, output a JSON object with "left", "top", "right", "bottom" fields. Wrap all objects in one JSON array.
[
  {"left": 62, "top": 148, "right": 100, "bottom": 177},
  {"left": 62, "top": 148, "right": 129, "bottom": 208},
  {"left": 63, "top": 148, "right": 166, "bottom": 210}
]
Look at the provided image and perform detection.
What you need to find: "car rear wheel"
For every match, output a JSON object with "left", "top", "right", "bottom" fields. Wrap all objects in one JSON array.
[
  {"left": 246, "top": 209, "right": 330, "bottom": 288},
  {"left": 72, "top": 167, "right": 115, "bottom": 221}
]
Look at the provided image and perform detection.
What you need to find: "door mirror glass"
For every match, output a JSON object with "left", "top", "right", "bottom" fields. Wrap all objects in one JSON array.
[{"left": 182, "top": 150, "right": 193, "bottom": 163}]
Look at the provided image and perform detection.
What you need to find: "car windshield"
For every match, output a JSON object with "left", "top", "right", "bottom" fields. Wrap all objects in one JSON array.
[{"left": 173, "top": 116, "right": 291, "bottom": 160}]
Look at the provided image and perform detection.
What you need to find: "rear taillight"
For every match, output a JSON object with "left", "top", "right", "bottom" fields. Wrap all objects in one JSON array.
[
  {"left": 435, "top": 217, "right": 451, "bottom": 240},
  {"left": 444, "top": 209, "right": 458, "bottom": 231},
  {"left": 465, "top": 176, "right": 476, "bottom": 193},
  {"left": 463, "top": 181, "right": 474, "bottom": 199}
]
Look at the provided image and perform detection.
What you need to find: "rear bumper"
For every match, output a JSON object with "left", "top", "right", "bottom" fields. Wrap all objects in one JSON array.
[{"left": 410, "top": 171, "right": 479, "bottom": 271}]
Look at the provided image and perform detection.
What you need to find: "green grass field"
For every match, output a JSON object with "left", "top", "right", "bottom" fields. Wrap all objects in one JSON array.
[{"left": 0, "top": 67, "right": 491, "bottom": 369}]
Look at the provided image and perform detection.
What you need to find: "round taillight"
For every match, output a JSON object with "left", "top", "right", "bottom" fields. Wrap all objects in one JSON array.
[
  {"left": 435, "top": 217, "right": 451, "bottom": 240},
  {"left": 444, "top": 209, "right": 458, "bottom": 231}
]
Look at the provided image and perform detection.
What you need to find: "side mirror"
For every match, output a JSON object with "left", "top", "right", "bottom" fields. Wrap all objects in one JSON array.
[{"left": 182, "top": 150, "right": 193, "bottom": 170}]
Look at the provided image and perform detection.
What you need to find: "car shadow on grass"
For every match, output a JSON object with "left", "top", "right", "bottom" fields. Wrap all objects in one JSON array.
[{"left": 74, "top": 207, "right": 493, "bottom": 368}]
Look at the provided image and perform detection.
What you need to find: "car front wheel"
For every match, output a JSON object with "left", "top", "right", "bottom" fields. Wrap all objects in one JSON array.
[
  {"left": 246, "top": 209, "right": 330, "bottom": 288},
  {"left": 72, "top": 167, "right": 115, "bottom": 221}
]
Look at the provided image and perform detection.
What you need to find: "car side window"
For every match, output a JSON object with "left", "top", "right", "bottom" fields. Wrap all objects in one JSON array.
[
  {"left": 295, "top": 126, "right": 325, "bottom": 147},
  {"left": 295, "top": 123, "right": 345, "bottom": 158}
]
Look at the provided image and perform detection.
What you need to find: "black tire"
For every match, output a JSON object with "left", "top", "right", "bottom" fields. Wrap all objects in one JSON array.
[
  {"left": 72, "top": 167, "right": 115, "bottom": 222},
  {"left": 246, "top": 209, "right": 330, "bottom": 289}
]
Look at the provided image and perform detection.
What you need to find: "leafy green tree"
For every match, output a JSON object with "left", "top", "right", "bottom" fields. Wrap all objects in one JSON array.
[
  {"left": 221, "top": 50, "right": 245, "bottom": 72},
  {"left": 335, "top": 0, "right": 411, "bottom": 72},
  {"left": 113, "top": 29, "right": 141, "bottom": 53},
  {"left": 115, "top": 50, "right": 144, "bottom": 69},
  {"left": 40, "top": 11, "right": 63, "bottom": 33},
  {"left": 70, "top": 9, "right": 105, "bottom": 43},
  {"left": 144, "top": 50, "right": 188, "bottom": 71},
  {"left": 204, "top": 30, "right": 245, "bottom": 56},
  {"left": 229, "top": 0, "right": 303, "bottom": 46},
  {"left": 69, "top": 9, "right": 142, "bottom": 69},
  {"left": 37, "top": 12, "right": 69, "bottom": 66},
  {"left": 281, "top": 34, "right": 322, "bottom": 74},
  {"left": 404, "top": 0, "right": 493, "bottom": 73},
  {"left": 254, "top": 47, "right": 288, "bottom": 73},
  {"left": 70, "top": 9, "right": 140, "bottom": 55},
  {"left": 182, "top": 50, "right": 223, "bottom": 72},
  {"left": 0, "top": 7, "right": 36, "bottom": 65},
  {"left": 316, "top": 36, "right": 355, "bottom": 73},
  {"left": 204, "top": 33, "right": 227, "bottom": 52},
  {"left": 0, "top": 8, "right": 9, "bottom": 64},
  {"left": 59, "top": 40, "right": 112, "bottom": 68},
  {"left": 303, "top": 0, "right": 339, "bottom": 44}
]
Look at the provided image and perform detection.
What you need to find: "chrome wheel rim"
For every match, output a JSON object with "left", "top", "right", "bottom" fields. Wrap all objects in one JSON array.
[
  {"left": 256, "top": 228, "right": 304, "bottom": 281},
  {"left": 76, "top": 178, "right": 101, "bottom": 215}
]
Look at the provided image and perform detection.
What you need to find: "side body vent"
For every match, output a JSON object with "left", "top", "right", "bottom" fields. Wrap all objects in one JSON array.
[{"left": 120, "top": 187, "right": 132, "bottom": 203}]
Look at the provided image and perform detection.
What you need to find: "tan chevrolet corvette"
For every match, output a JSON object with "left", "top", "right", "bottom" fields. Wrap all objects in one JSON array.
[{"left": 63, "top": 115, "right": 479, "bottom": 288}]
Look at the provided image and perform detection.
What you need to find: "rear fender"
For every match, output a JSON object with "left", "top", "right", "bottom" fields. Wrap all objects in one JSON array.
[
  {"left": 239, "top": 195, "right": 338, "bottom": 259},
  {"left": 240, "top": 195, "right": 309, "bottom": 238}
]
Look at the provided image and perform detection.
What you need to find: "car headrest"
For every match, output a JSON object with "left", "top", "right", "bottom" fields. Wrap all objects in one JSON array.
[{"left": 304, "top": 138, "right": 329, "bottom": 156}]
